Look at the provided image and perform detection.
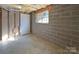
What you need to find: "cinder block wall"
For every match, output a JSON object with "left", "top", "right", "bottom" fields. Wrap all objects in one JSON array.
[{"left": 31, "top": 5, "right": 79, "bottom": 49}]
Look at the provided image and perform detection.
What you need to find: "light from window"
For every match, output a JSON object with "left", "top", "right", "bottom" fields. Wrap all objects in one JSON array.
[{"left": 36, "top": 10, "right": 49, "bottom": 24}]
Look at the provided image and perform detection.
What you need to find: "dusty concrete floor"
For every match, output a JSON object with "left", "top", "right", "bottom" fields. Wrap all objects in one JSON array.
[{"left": 0, "top": 34, "right": 64, "bottom": 54}]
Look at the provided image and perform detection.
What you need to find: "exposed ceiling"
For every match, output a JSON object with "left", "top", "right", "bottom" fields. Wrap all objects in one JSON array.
[{"left": 0, "top": 4, "right": 49, "bottom": 13}]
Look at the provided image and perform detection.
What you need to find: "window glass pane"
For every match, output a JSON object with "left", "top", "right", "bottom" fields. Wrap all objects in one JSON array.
[{"left": 36, "top": 10, "right": 49, "bottom": 24}]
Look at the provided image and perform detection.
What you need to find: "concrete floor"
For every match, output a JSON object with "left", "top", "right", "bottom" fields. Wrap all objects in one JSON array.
[{"left": 0, "top": 34, "right": 64, "bottom": 54}]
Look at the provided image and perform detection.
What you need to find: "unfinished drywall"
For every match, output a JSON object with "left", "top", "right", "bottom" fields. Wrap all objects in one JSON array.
[
  {"left": 31, "top": 5, "right": 79, "bottom": 49},
  {"left": 9, "top": 11, "right": 15, "bottom": 37},
  {"left": 2, "top": 9, "right": 8, "bottom": 41},
  {"left": 14, "top": 12, "right": 20, "bottom": 35},
  {"left": 0, "top": 8, "right": 20, "bottom": 40},
  {"left": 9, "top": 11, "right": 20, "bottom": 37},
  {"left": 15, "top": 12, "right": 19, "bottom": 28},
  {"left": 20, "top": 13, "right": 30, "bottom": 35}
]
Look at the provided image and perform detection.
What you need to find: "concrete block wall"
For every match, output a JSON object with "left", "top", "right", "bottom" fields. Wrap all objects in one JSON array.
[{"left": 31, "top": 4, "right": 79, "bottom": 49}]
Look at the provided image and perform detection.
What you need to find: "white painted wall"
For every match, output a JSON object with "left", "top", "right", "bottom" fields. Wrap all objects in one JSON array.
[{"left": 20, "top": 13, "right": 30, "bottom": 35}]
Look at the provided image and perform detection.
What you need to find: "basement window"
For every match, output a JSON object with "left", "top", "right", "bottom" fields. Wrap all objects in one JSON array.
[{"left": 36, "top": 10, "right": 49, "bottom": 24}]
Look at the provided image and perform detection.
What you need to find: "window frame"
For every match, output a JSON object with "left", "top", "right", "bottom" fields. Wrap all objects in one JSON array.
[{"left": 35, "top": 10, "right": 49, "bottom": 24}]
